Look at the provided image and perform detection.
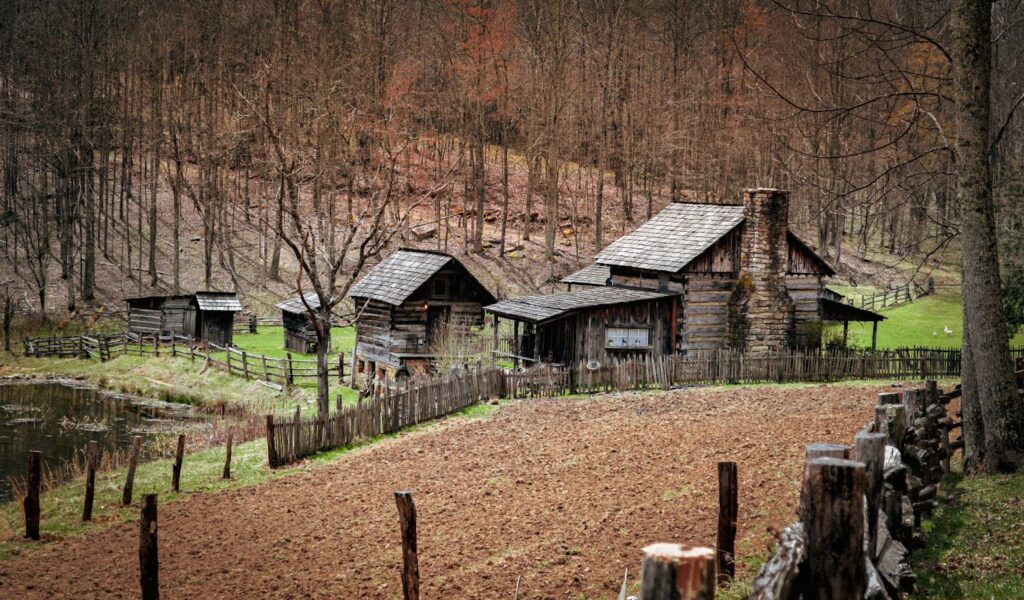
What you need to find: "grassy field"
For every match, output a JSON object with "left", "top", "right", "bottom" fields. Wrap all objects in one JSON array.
[
  {"left": 230, "top": 325, "right": 356, "bottom": 360},
  {"left": 830, "top": 290, "right": 1024, "bottom": 349},
  {"left": 914, "top": 471, "right": 1024, "bottom": 598}
]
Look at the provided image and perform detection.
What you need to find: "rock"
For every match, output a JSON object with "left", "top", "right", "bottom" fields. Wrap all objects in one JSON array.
[{"left": 411, "top": 223, "right": 437, "bottom": 240}]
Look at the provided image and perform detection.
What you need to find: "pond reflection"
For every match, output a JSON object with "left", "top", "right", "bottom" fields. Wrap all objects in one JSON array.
[{"left": 0, "top": 381, "right": 200, "bottom": 502}]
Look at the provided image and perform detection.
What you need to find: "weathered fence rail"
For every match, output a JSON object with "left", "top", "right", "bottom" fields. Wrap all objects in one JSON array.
[
  {"left": 24, "top": 332, "right": 345, "bottom": 387},
  {"left": 856, "top": 277, "right": 935, "bottom": 311}
]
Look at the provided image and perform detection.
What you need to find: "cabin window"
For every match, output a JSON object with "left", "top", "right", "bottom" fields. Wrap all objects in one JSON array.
[
  {"left": 606, "top": 327, "right": 650, "bottom": 349},
  {"left": 433, "top": 278, "right": 448, "bottom": 297}
]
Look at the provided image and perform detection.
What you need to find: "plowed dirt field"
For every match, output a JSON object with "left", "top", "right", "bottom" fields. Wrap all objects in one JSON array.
[{"left": 0, "top": 383, "right": 892, "bottom": 599}]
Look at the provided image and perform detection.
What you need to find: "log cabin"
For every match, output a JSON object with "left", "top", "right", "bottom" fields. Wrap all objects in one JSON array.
[
  {"left": 591, "top": 188, "right": 882, "bottom": 353},
  {"left": 126, "top": 291, "right": 242, "bottom": 346},
  {"left": 275, "top": 293, "right": 329, "bottom": 354},
  {"left": 348, "top": 249, "right": 496, "bottom": 384},
  {"left": 489, "top": 188, "right": 883, "bottom": 365}
]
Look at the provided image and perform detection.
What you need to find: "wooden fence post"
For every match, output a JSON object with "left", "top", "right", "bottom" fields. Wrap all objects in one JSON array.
[
  {"left": 223, "top": 428, "right": 234, "bottom": 479},
  {"left": 123, "top": 435, "right": 144, "bottom": 506},
  {"left": 266, "top": 415, "right": 278, "bottom": 468},
  {"left": 286, "top": 352, "right": 295, "bottom": 385},
  {"left": 640, "top": 543, "right": 716, "bottom": 600},
  {"left": 805, "top": 443, "right": 849, "bottom": 461},
  {"left": 83, "top": 440, "right": 99, "bottom": 521},
  {"left": 338, "top": 352, "right": 345, "bottom": 384},
  {"left": 241, "top": 351, "right": 250, "bottom": 379},
  {"left": 874, "top": 405, "right": 907, "bottom": 450},
  {"left": 171, "top": 434, "right": 186, "bottom": 492},
  {"left": 855, "top": 432, "right": 886, "bottom": 562},
  {"left": 716, "top": 461, "right": 738, "bottom": 582},
  {"left": 139, "top": 494, "right": 159, "bottom": 600},
  {"left": 24, "top": 450, "right": 41, "bottom": 540},
  {"left": 395, "top": 491, "right": 420, "bottom": 600},
  {"left": 800, "top": 457, "right": 866, "bottom": 599},
  {"left": 293, "top": 404, "right": 301, "bottom": 462}
]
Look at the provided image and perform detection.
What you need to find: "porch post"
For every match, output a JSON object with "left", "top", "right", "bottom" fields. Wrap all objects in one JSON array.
[{"left": 871, "top": 321, "right": 878, "bottom": 351}]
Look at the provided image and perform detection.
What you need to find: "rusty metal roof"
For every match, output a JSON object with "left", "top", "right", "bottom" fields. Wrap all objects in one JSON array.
[
  {"left": 193, "top": 292, "right": 243, "bottom": 312},
  {"left": 485, "top": 287, "right": 674, "bottom": 324},
  {"left": 348, "top": 249, "right": 477, "bottom": 306},
  {"left": 561, "top": 263, "right": 611, "bottom": 287},
  {"left": 275, "top": 293, "right": 321, "bottom": 315},
  {"left": 595, "top": 202, "right": 745, "bottom": 273}
]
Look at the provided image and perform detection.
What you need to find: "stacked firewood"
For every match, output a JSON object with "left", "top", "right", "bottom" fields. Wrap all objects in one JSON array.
[{"left": 748, "top": 380, "right": 961, "bottom": 600}]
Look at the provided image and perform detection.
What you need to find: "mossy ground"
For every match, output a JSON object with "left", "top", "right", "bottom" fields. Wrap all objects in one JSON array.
[{"left": 913, "top": 471, "right": 1024, "bottom": 598}]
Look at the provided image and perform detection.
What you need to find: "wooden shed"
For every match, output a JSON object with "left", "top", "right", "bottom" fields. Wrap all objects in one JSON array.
[
  {"left": 193, "top": 292, "right": 243, "bottom": 347},
  {"left": 126, "top": 295, "right": 194, "bottom": 337},
  {"left": 275, "top": 293, "right": 328, "bottom": 354},
  {"left": 125, "top": 291, "right": 242, "bottom": 346},
  {"left": 348, "top": 249, "right": 496, "bottom": 383},
  {"left": 485, "top": 287, "right": 677, "bottom": 366}
]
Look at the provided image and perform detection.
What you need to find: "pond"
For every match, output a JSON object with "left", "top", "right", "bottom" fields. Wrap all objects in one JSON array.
[{"left": 0, "top": 381, "right": 200, "bottom": 503}]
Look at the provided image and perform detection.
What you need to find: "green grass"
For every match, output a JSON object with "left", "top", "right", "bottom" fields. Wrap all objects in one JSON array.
[
  {"left": 221, "top": 325, "right": 360, "bottom": 404},
  {"left": 231, "top": 325, "right": 355, "bottom": 360},
  {"left": 830, "top": 290, "right": 1024, "bottom": 349},
  {"left": 913, "top": 471, "right": 1024, "bottom": 598},
  {"left": 0, "top": 399, "right": 501, "bottom": 561}
]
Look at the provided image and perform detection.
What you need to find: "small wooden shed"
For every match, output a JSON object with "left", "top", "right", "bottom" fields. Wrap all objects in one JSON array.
[
  {"left": 275, "top": 293, "right": 328, "bottom": 354},
  {"left": 485, "top": 287, "right": 677, "bottom": 366},
  {"left": 348, "top": 249, "right": 495, "bottom": 383},
  {"left": 192, "top": 292, "right": 243, "bottom": 346},
  {"left": 125, "top": 291, "right": 242, "bottom": 346}
]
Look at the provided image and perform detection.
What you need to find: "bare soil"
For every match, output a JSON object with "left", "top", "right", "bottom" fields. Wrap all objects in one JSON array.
[{"left": 0, "top": 383, "right": 892, "bottom": 599}]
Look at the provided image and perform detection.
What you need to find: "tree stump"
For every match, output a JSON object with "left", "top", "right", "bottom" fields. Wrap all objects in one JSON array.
[{"left": 640, "top": 543, "right": 716, "bottom": 600}]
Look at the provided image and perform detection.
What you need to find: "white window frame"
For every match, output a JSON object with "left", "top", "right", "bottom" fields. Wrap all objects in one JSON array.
[{"left": 605, "top": 326, "right": 651, "bottom": 350}]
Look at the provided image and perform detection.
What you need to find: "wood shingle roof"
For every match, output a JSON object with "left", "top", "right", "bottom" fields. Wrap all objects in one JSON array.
[
  {"left": 485, "top": 287, "right": 674, "bottom": 324},
  {"left": 595, "top": 202, "right": 745, "bottom": 273},
  {"left": 347, "top": 249, "right": 457, "bottom": 306},
  {"left": 560, "top": 263, "right": 611, "bottom": 286},
  {"left": 192, "top": 292, "right": 243, "bottom": 312},
  {"left": 275, "top": 293, "right": 321, "bottom": 315}
]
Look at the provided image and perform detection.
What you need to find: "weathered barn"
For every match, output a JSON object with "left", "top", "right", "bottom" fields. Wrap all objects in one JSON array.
[
  {"left": 348, "top": 249, "right": 496, "bottom": 383},
  {"left": 125, "top": 291, "right": 242, "bottom": 346},
  {"left": 592, "top": 188, "right": 881, "bottom": 353},
  {"left": 275, "top": 293, "right": 328, "bottom": 354},
  {"left": 485, "top": 287, "right": 676, "bottom": 366}
]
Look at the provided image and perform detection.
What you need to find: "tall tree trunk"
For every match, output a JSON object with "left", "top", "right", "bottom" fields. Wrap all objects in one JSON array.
[
  {"left": 960, "top": 322, "right": 985, "bottom": 471},
  {"left": 953, "top": 0, "right": 1024, "bottom": 472},
  {"left": 499, "top": 127, "right": 510, "bottom": 255}
]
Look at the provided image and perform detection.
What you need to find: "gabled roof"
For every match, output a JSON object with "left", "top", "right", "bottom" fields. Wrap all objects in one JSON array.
[
  {"left": 485, "top": 287, "right": 673, "bottom": 325},
  {"left": 276, "top": 293, "right": 320, "bottom": 315},
  {"left": 595, "top": 202, "right": 745, "bottom": 273},
  {"left": 561, "top": 263, "right": 611, "bottom": 287},
  {"left": 194, "top": 292, "right": 243, "bottom": 312},
  {"left": 787, "top": 231, "right": 836, "bottom": 276},
  {"left": 348, "top": 249, "right": 494, "bottom": 306}
]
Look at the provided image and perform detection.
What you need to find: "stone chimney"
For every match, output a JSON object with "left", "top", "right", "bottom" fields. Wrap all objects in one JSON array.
[{"left": 729, "top": 188, "right": 795, "bottom": 354}]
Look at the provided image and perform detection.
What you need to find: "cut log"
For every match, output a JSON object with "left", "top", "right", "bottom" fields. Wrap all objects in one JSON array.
[
  {"left": 799, "top": 458, "right": 867, "bottom": 599},
  {"left": 640, "top": 543, "right": 716, "bottom": 600}
]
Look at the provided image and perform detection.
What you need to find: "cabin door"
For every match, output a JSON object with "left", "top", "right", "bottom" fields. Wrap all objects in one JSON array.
[
  {"left": 183, "top": 307, "right": 197, "bottom": 339},
  {"left": 425, "top": 305, "right": 450, "bottom": 348}
]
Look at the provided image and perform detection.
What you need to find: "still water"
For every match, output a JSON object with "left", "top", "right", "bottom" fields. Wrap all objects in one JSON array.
[{"left": 0, "top": 381, "right": 198, "bottom": 502}]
